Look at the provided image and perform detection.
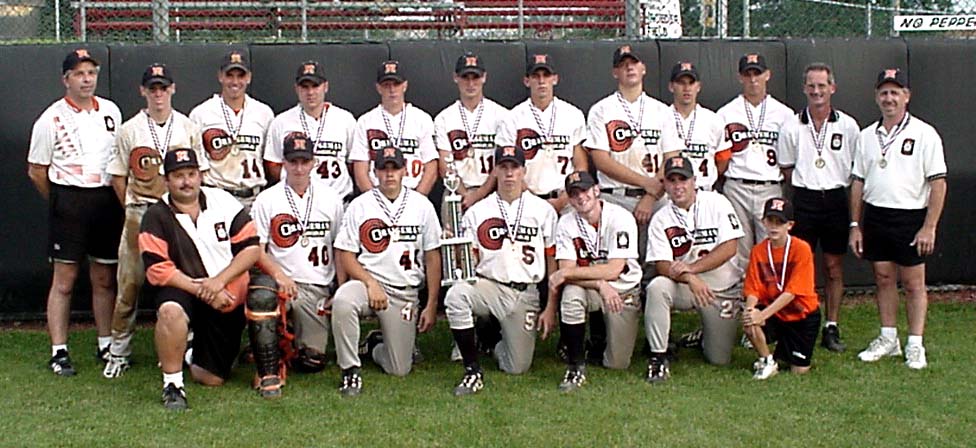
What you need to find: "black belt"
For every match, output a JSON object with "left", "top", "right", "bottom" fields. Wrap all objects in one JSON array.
[
  {"left": 728, "top": 178, "right": 781, "bottom": 186},
  {"left": 479, "top": 275, "right": 530, "bottom": 292},
  {"left": 600, "top": 187, "right": 645, "bottom": 198},
  {"left": 342, "top": 193, "right": 355, "bottom": 203},
  {"left": 227, "top": 186, "right": 261, "bottom": 198},
  {"left": 534, "top": 190, "right": 561, "bottom": 200}
]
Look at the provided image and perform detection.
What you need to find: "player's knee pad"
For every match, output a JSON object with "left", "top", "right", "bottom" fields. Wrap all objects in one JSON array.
[
  {"left": 246, "top": 276, "right": 281, "bottom": 377},
  {"left": 247, "top": 275, "right": 279, "bottom": 312},
  {"left": 291, "top": 346, "right": 327, "bottom": 373}
]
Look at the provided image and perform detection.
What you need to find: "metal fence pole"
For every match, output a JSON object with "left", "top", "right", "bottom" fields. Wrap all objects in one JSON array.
[
  {"left": 866, "top": 0, "right": 873, "bottom": 37},
  {"left": 301, "top": 0, "right": 308, "bottom": 42},
  {"left": 79, "top": 0, "right": 87, "bottom": 41},
  {"left": 743, "top": 0, "right": 750, "bottom": 37},
  {"left": 518, "top": 0, "right": 524, "bottom": 37},
  {"left": 55, "top": 0, "right": 61, "bottom": 41},
  {"left": 152, "top": 0, "right": 170, "bottom": 43},
  {"left": 718, "top": 0, "right": 727, "bottom": 38},
  {"left": 625, "top": 0, "right": 639, "bottom": 38},
  {"left": 891, "top": 0, "right": 900, "bottom": 36}
]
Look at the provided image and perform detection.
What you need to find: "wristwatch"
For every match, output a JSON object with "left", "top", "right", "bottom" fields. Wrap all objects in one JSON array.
[{"left": 849, "top": 221, "right": 859, "bottom": 228}]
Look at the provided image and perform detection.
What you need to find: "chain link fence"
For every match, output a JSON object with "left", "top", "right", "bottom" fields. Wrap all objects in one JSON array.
[{"left": 0, "top": 0, "right": 973, "bottom": 43}]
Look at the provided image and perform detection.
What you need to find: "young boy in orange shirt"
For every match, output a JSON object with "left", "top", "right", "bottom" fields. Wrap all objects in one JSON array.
[{"left": 742, "top": 197, "right": 822, "bottom": 380}]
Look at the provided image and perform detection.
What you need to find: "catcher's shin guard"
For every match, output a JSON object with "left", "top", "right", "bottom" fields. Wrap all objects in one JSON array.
[{"left": 246, "top": 275, "right": 284, "bottom": 398}]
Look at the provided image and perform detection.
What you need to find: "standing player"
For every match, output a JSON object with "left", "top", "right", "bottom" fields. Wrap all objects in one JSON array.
[
  {"left": 644, "top": 156, "right": 744, "bottom": 383},
  {"left": 103, "top": 63, "right": 209, "bottom": 378},
  {"left": 445, "top": 145, "right": 559, "bottom": 396},
  {"left": 850, "top": 69, "right": 947, "bottom": 370},
  {"left": 777, "top": 63, "right": 860, "bottom": 352},
  {"left": 331, "top": 146, "right": 441, "bottom": 396},
  {"left": 549, "top": 171, "right": 642, "bottom": 392},
  {"left": 27, "top": 48, "right": 124, "bottom": 375},
  {"left": 668, "top": 61, "right": 726, "bottom": 191},
  {"left": 139, "top": 149, "right": 260, "bottom": 410},
  {"left": 434, "top": 52, "right": 509, "bottom": 209},
  {"left": 497, "top": 54, "right": 587, "bottom": 211},
  {"left": 350, "top": 61, "right": 439, "bottom": 195},
  {"left": 189, "top": 50, "right": 274, "bottom": 208},
  {"left": 265, "top": 61, "right": 357, "bottom": 202},
  {"left": 716, "top": 53, "right": 793, "bottom": 269},
  {"left": 247, "top": 134, "right": 344, "bottom": 398}
]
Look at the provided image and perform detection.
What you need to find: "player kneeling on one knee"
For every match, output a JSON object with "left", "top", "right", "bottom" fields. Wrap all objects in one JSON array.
[
  {"left": 742, "top": 198, "right": 821, "bottom": 380},
  {"left": 549, "top": 171, "right": 643, "bottom": 392},
  {"left": 330, "top": 146, "right": 441, "bottom": 397}
]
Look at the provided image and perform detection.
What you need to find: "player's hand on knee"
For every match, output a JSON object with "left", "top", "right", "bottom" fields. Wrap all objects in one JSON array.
[
  {"left": 599, "top": 283, "right": 623, "bottom": 314},
  {"left": 668, "top": 261, "right": 692, "bottom": 279},
  {"left": 196, "top": 277, "right": 227, "bottom": 304},
  {"left": 687, "top": 277, "right": 714, "bottom": 309},
  {"left": 537, "top": 309, "right": 556, "bottom": 340},
  {"left": 417, "top": 306, "right": 437, "bottom": 333},
  {"left": 366, "top": 282, "right": 388, "bottom": 311},
  {"left": 274, "top": 274, "right": 298, "bottom": 300},
  {"left": 633, "top": 195, "right": 655, "bottom": 225}
]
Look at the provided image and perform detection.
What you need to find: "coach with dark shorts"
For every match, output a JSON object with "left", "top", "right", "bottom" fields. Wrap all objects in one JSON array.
[
  {"left": 139, "top": 148, "right": 260, "bottom": 410},
  {"left": 849, "top": 68, "right": 947, "bottom": 370}
]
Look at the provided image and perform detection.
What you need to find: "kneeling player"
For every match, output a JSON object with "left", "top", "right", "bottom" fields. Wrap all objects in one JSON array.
[
  {"left": 742, "top": 197, "right": 821, "bottom": 379},
  {"left": 550, "top": 171, "right": 642, "bottom": 392},
  {"left": 331, "top": 147, "right": 441, "bottom": 397}
]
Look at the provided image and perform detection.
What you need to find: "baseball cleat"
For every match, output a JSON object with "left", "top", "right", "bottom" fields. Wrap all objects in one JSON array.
[
  {"left": 256, "top": 375, "right": 283, "bottom": 399},
  {"left": 453, "top": 365, "right": 484, "bottom": 397},
  {"left": 162, "top": 383, "right": 188, "bottom": 411},
  {"left": 645, "top": 356, "right": 670, "bottom": 384},
  {"left": 858, "top": 335, "right": 901, "bottom": 362},
  {"left": 558, "top": 365, "right": 587, "bottom": 393},
  {"left": 752, "top": 355, "right": 778, "bottom": 380},
  {"left": 102, "top": 353, "right": 131, "bottom": 379},
  {"left": 678, "top": 329, "right": 704, "bottom": 350},
  {"left": 904, "top": 344, "right": 927, "bottom": 370},
  {"left": 339, "top": 368, "right": 363, "bottom": 397},
  {"left": 49, "top": 349, "right": 76, "bottom": 377},
  {"left": 96, "top": 346, "right": 111, "bottom": 363},
  {"left": 358, "top": 330, "right": 383, "bottom": 360},
  {"left": 821, "top": 325, "right": 847, "bottom": 352}
]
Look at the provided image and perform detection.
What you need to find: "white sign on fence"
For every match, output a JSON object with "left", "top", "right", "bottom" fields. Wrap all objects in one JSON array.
[{"left": 894, "top": 15, "right": 976, "bottom": 32}]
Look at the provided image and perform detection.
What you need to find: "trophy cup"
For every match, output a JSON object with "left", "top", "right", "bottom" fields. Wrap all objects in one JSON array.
[{"left": 440, "top": 152, "right": 477, "bottom": 287}]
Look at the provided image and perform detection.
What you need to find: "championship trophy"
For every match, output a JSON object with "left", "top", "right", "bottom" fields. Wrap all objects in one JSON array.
[{"left": 440, "top": 152, "right": 477, "bottom": 287}]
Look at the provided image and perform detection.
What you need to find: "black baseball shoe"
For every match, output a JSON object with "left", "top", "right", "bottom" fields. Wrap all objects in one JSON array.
[
  {"left": 339, "top": 367, "right": 363, "bottom": 397},
  {"left": 821, "top": 325, "right": 847, "bottom": 352},
  {"left": 162, "top": 383, "right": 188, "bottom": 411},
  {"left": 558, "top": 365, "right": 587, "bottom": 393},
  {"left": 453, "top": 365, "right": 484, "bottom": 397},
  {"left": 678, "top": 329, "right": 704, "bottom": 350},
  {"left": 358, "top": 330, "right": 383, "bottom": 360},
  {"left": 49, "top": 349, "right": 76, "bottom": 377},
  {"left": 646, "top": 356, "right": 670, "bottom": 384},
  {"left": 96, "top": 346, "right": 110, "bottom": 363}
]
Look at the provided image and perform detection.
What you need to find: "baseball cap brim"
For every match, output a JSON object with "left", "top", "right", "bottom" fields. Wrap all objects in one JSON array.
[
  {"left": 614, "top": 54, "right": 640, "bottom": 66},
  {"left": 284, "top": 151, "right": 314, "bottom": 161},
  {"left": 222, "top": 63, "right": 249, "bottom": 74},
  {"left": 739, "top": 64, "right": 766, "bottom": 74},
  {"left": 296, "top": 75, "right": 326, "bottom": 85},
  {"left": 457, "top": 66, "right": 485, "bottom": 76},
  {"left": 143, "top": 77, "right": 173, "bottom": 87},
  {"left": 377, "top": 74, "right": 406, "bottom": 83},
  {"left": 876, "top": 78, "right": 907, "bottom": 89}
]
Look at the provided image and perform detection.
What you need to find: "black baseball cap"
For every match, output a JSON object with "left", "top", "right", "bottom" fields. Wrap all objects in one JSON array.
[
  {"left": 876, "top": 68, "right": 909, "bottom": 89},
  {"left": 670, "top": 61, "right": 699, "bottom": 82},
  {"left": 738, "top": 53, "right": 768, "bottom": 74},
  {"left": 525, "top": 54, "right": 555, "bottom": 76},
  {"left": 565, "top": 171, "right": 597, "bottom": 192},
  {"left": 295, "top": 61, "right": 327, "bottom": 85},
  {"left": 663, "top": 155, "right": 694, "bottom": 179},
  {"left": 377, "top": 60, "right": 406, "bottom": 83},
  {"left": 375, "top": 146, "right": 406, "bottom": 169},
  {"left": 163, "top": 148, "right": 199, "bottom": 174},
  {"left": 455, "top": 52, "right": 486, "bottom": 76},
  {"left": 612, "top": 44, "right": 641, "bottom": 67},
  {"left": 763, "top": 197, "right": 794, "bottom": 221},
  {"left": 63, "top": 48, "right": 99, "bottom": 74},
  {"left": 220, "top": 50, "right": 250, "bottom": 74},
  {"left": 494, "top": 145, "right": 525, "bottom": 167},
  {"left": 142, "top": 63, "right": 174, "bottom": 87},
  {"left": 283, "top": 134, "right": 314, "bottom": 161}
]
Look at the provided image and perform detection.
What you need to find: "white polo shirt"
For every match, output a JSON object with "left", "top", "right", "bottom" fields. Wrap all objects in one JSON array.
[
  {"left": 28, "top": 96, "right": 122, "bottom": 188},
  {"left": 778, "top": 108, "right": 860, "bottom": 190}
]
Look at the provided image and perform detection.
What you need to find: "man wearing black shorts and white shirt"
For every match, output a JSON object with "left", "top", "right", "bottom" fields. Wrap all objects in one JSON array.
[
  {"left": 777, "top": 63, "right": 860, "bottom": 352},
  {"left": 28, "top": 48, "right": 124, "bottom": 376},
  {"left": 849, "top": 69, "right": 947, "bottom": 370}
]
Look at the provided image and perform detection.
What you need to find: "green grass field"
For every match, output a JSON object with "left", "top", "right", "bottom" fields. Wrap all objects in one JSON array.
[{"left": 1, "top": 301, "right": 973, "bottom": 447}]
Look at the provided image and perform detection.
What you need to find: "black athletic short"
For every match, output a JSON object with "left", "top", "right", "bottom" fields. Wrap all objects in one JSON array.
[
  {"left": 155, "top": 286, "right": 245, "bottom": 380},
  {"left": 791, "top": 186, "right": 849, "bottom": 255},
  {"left": 862, "top": 203, "right": 927, "bottom": 267},
  {"left": 762, "top": 307, "right": 821, "bottom": 368},
  {"left": 48, "top": 184, "right": 124, "bottom": 263}
]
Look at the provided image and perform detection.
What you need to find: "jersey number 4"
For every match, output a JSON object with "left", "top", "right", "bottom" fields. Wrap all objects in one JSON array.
[
  {"left": 307, "top": 246, "right": 330, "bottom": 267},
  {"left": 399, "top": 249, "right": 422, "bottom": 271}
]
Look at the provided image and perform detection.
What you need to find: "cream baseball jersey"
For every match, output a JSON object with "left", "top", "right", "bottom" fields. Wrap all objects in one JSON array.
[
  {"left": 349, "top": 104, "right": 439, "bottom": 190},
  {"left": 717, "top": 94, "right": 793, "bottom": 181},
  {"left": 28, "top": 96, "right": 122, "bottom": 188},
  {"left": 778, "top": 108, "right": 860, "bottom": 190},
  {"left": 189, "top": 94, "right": 274, "bottom": 191},
  {"left": 433, "top": 98, "right": 509, "bottom": 188},
  {"left": 496, "top": 97, "right": 585, "bottom": 195},
  {"left": 670, "top": 104, "right": 725, "bottom": 191},
  {"left": 555, "top": 201, "right": 642, "bottom": 291}
]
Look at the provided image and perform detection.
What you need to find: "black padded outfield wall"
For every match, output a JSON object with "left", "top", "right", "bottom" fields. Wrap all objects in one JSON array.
[{"left": 0, "top": 39, "right": 971, "bottom": 316}]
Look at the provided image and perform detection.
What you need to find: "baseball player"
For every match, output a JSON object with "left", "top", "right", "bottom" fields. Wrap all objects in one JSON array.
[
  {"left": 743, "top": 197, "right": 822, "bottom": 380},
  {"left": 445, "top": 145, "right": 559, "bottom": 397},
  {"left": 667, "top": 61, "right": 726, "bottom": 191},
  {"left": 247, "top": 133, "right": 344, "bottom": 398},
  {"left": 644, "top": 155, "right": 744, "bottom": 383},
  {"left": 434, "top": 52, "right": 510, "bottom": 210},
  {"left": 265, "top": 60, "right": 357, "bottom": 202},
  {"left": 103, "top": 63, "right": 209, "bottom": 379},
  {"left": 716, "top": 53, "right": 793, "bottom": 270},
  {"left": 850, "top": 69, "right": 947, "bottom": 370},
  {"left": 496, "top": 53, "right": 587, "bottom": 212},
  {"left": 27, "top": 48, "right": 124, "bottom": 375},
  {"left": 777, "top": 63, "right": 860, "bottom": 353},
  {"left": 350, "top": 60, "right": 439, "bottom": 195},
  {"left": 139, "top": 148, "right": 260, "bottom": 410},
  {"left": 331, "top": 146, "right": 441, "bottom": 396},
  {"left": 189, "top": 50, "right": 274, "bottom": 208},
  {"left": 550, "top": 171, "right": 642, "bottom": 392}
]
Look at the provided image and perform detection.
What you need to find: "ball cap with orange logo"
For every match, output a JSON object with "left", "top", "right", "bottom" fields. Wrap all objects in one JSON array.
[
  {"left": 738, "top": 53, "right": 768, "bottom": 74},
  {"left": 763, "top": 197, "right": 794, "bottom": 221},
  {"left": 525, "top": 54, "right": 555, "bottom": 76},
  {"left": 283, "top": 134, "right": 314, "bottom": 161},
  {"left": 142, "top": 63, "right": 174, "bottom": 88},
  {"left": 565, "top": 170, "right": 597, "bottom": 192},
  {"left": 295, "top": 60, "right": 327, "bottom": 84},
  {"left": 663, "top": 155, "right": 694, "bottom": 179},
  {"left": 163, "top": 148, "right": 200, "bottom": 174},
  {"left": 220, "top": 50, "right": 250, "bottom": 74},
  {"left": 455, "top": 52, "right": 486, "bottom": 76},
  {"left": 377, "top": 60, "right": 406, "bottom": 83},
  {"left": 375, "top": 146, "right": 407, "bottom": 169},
  {"left": 670, "top": 61, "right": 699, "bottom": 82},
  {"left": 494, "top": 145, "right": 526, "bottom": 167},
  {"left": 612, "top": 44, "right": 641, "bottom": 67},
  {"left": 63, "top": 48, "right": 99, "bottom": 74},
  {"left": 876, "top": 68, "right": 909, "bottom": 89}
]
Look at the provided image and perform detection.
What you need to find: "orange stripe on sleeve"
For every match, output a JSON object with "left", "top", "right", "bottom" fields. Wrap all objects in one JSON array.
[
  {"left": 138, "top": 232, "right": 169, "bottom": 260},
  {"left": 714, "top": 149, "right": 732, "bottom": 162},
  {"left": 230, "top": 220, "right": 257, "bottom": 244},
  {"left": 545, "top": 245, "right": 556, "bottom": 257},
  {"left": 146, "top": 261, "right": 178, "bottom": 286}
]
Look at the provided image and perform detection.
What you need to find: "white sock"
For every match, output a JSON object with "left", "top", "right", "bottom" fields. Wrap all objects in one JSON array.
[
  {"left": 52, "top": 344, "right": 68, "bottom": 357},
  {"left": 881, "top": 327, "right": 897, "bottom": 339},
  {"left": 907, "top": 335, "right": 923, "bottom": 347},
  {"left": 97, "top": 336, "right": 111, "bottom": 350},
  {"left": 824, "top": 321, "right": 838, "bottom": 328},
  {"left": 163, "top": 371, "right": 184, "bottom": 389}
]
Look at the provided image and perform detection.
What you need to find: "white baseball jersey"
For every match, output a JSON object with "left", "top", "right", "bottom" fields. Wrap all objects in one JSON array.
[
  {"left": 434, "top": 98, "right": 509, "bottom": 189},
  {"left": 646, "top": 191, "right": 744, "bottom": 291},
  {"left": 334, "top": 187, "right": 440, "bottom": 288},
  {"left": 497, "top": 97, "right": 586, "bottom": 195},
  {"left": 28, "top": 96, "right": 122, "bottom": 188},
  {"left": 717, "top": 94, "right": 793, "bottom": 181},
  {"left": 555, "top": 201, "right": 642, "bottom": 291},
  {"left": 251, "top": 179, "right": 344, "bottom": 286},
  {"left": 586, "top": 92, "right": 682, "bottom": 189},
  {"left": 106, "top": 110, "right": 209, "bottom": 206},
  {"left": 189, "top": 94, "right": 274, "bottom": 191},
  {"left": 670, "top": 104, "right": 725, "bottom": 191},
  {"left": 462, "top": 191, "right": 558, "bottom": 284},
  {"left": 778, "top": 108, "right": 860, "bottom": 190},
  {"left": 853, "top": 113, "right": 946, "bottom": 210},
  {"left": 349, "top": 104, "right": 438, "bottom": 190},
  {"left": 265, "top": 103, "right": 357, "bottom": 199}
]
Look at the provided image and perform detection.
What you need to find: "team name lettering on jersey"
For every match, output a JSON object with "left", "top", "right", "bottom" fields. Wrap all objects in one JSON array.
[
  {"left": 606, "top": 120, "right": 662, "bottom": 152},
  {"left": 202, "top": 129, "right": 262, "bottom": 161},
  {"left": 446, "top": 130, "right": 496, "bottom": 160},
  {"left": 726, "top": 123, "right": 780, "bottom": 151},
  {"left": 128, "top": 146, "right": 163, "bottom": 181},
  {"left": 359, "top": 218, "right": 423, "bottom": 253},
  {"left": 270, "top": 214, "right": 333, "bottom": 248},
  {"left": 367, "top": 129, "right": 419, "bottom": 154},
  {"left": 516, "top": 128, "right": 571, "bottom": 157},
  {"left": 477, "top": 218, "right": 540, "bottom": 249}
]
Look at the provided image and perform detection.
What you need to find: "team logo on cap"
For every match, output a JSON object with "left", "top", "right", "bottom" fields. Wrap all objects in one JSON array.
[
  {"left": 884, "top": 68, "right": 899, "bottom": 79},
  {"left": 607, "top": 120, "right": 638, "bottom": 152},
  {"left": 725, "top": 123, "right": 752, "bottom": 153},
  {"left": 568, "top": 172, "right": 581, "bottom": 183},
  {"left": 151, "top": 66, "right": 165, "bottom": 77},
  {"left": 383, "top": 147, "right": 397, "bottom": 158},
  {"left": 619, "top": 45, "right": 632, "bottom": 54},
  {"left": 447, "top": 130, "right": 471, "bottom": 160},
  {"left": 229, "top": 53, "right": 243, "bottom": 63},
  {"left": 901, "top": 138, "right": 915, "bottom": 155},
  {"left": 270, "top": 214, "right": 302, "bottom": 248},
  {"left": 202, "top": 128, "right": 233, "bottom": 161},
  {"left": 465, "top": 56, "right": 478, "bottom": 67},
  {"left": 75, "top": 49, "right": 90, "bottom": 58},
  {"left": 129, "top": 146, "right": 163, "bottom": 181},
  {"left": 665, "top": 226, "right": 693, "bottom": 258},
  {"left": 303, "top": 64, "right": 316, "bottom": 75},
  {"left": 515, "top": 128, "right": 542, "bottom": 159},
  {"left": 360, "top": 218, "right": 393, "bottom": 253},
  {"left": 769, "top": 199, "right": 786, "bottom": 211},
  {"left": 292, "top": 136, "right": 308, "bottom": 150},
  {"left": 534, "top": 54, "right": 548, "bottom": 64},
  {"left": 670, "top": 157, "right": 686, "bottom": 168},
  {"left": 385, "top": 63, "right": 398, "bottom": 74},
  {"left": 174, "top": 149, "right": 191, "bottom": 162},
  {"left": 831, "top": 133, "right": 843, "bottom": 150},
  {"left": 476, "top": 218, "right": 508, "bottom": 251},
  {"left": 680, "top": 62, "right": 693, "bottom": 71},
  {"left": 746, "top": 54, "right": 759, "bottom": 63}
]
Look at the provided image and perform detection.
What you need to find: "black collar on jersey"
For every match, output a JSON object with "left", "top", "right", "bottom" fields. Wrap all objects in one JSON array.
[
  {"left": 799, "top": 107, "right": 839, "bottom": 124},
  {"left": 165, "top": 188, "right": 209, "bottom": 214}
]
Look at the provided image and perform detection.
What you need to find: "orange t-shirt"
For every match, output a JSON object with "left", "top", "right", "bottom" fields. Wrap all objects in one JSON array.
[{"left": 743, "top": 236, "right": 819, "bottom": 322}]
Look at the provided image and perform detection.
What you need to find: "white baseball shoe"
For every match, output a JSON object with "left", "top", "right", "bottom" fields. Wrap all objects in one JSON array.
[
  {"left": 102, "top": 354, "right": 131, "bottom": 379},
  {"left": 904, "top": 344, "right": 927, "bottom": 370},
  {"left": 752, "top": 355, "right": 778, "bottom": 380},
  {"left": 857, "top": 335, "right": 902, "bottom": 362}
]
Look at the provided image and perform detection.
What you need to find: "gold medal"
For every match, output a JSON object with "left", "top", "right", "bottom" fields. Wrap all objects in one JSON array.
[
  {"left": 815, "top": 158, "right": 826, "bottom": 169},
  {"left": 879, "top": 159, "right": 888, "bottom": 169},
  {"left": 300, "top": 235, "right": 310, "bottom": 247}
]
